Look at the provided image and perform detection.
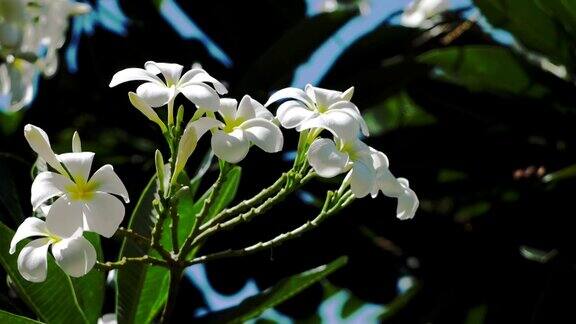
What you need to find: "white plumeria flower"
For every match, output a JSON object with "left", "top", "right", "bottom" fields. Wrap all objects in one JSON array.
[
  {"left": 265, "top": 84, "right": 369, "bottom": 141},
  {"left": 10, "top": 217, "right": 96, "bottom": 282},
  {"left": 210, "top": 95, "right": 283, "bottom": 163},
  {"left": 369, "top": 150, "right": 419, "bottom": 220},
  {"left": 308, "top": 137, "right": 418, "bottom": 218},
  {"left": 401, "top": 0, "right": 450, "bottom": 28},
  {"left": 109, "top": 61, "right": 227, "bottom": 111},
  {"left": 308, "top": 137, "right": 376, "bottom": 198},
  {"left": 24, "top": 124, "right": 129, "bottom": 238}
]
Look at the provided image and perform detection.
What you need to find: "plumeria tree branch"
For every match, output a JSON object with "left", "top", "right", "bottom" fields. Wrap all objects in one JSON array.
[
  {"left": 95, "top": 255, "right": 168, "bottom": 271},
  {"left": 186, "top": 189, "right": 355, "bottom": 266}
]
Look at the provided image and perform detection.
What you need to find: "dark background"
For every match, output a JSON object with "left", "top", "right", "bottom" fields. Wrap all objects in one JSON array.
[{"left": 2, "top": 0, "right": 576, "bottom": 323}]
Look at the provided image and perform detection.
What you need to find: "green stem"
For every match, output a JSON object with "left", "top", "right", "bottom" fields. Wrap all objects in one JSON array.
[
  {"left": 190, "top": 170, "right": 315, "bottom": 249},
  {"left": 170, "top": 202, "right": 180, "bottom": 254},
  {"left": 95, "top": 255, "right": 168, "bottom": 270},
  {"left": 160, "top": 267, "right": 183, "bottom": 324},
  {"left": 199, "top": 172, "right": 289, "bottom": 231},
  {"left": 186, "top": 190, "right": 354, "bottom": 266}
]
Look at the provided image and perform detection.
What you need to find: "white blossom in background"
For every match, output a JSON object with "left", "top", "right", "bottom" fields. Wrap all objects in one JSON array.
[
  {"left": 0, "top": 0, "right": 90, "bottom": 111},
  {"left": 10, "top": 217, "right": 96, "bottom": 282},
  {"left": 97, "top": 314, "right": 117, "bottom": 324},
  {"left": 401, "top": 0, "right": 450, "bottom": 28},
  {"left": 109, "top": 61, "right": 227, "bottom": 111},
  {"left": 24, "top": 124, "right": 129, "bottom": 238},
  {"left": 265, "top": 84, "right": 369, "bottom": 141},
  {"left": 209, "top": 95, "right": 283, "bottom": 163}
]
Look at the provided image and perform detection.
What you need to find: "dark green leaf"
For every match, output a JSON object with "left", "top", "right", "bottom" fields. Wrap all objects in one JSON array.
[
  {"left": 199, "top": 166, "right": 242, "bottom": 224},
  {"left": 199, "top": 256, "right": 348, "bottom": 323},
  {"left": 0, "top": 309, "right": 43, "bottom": 324},
  {"left": 0, "top": 222, "right": 88, "bottom": 324},
  {"left": 473, "top": 0, "right": 572, "bottom": 66},
  {"left": 116, "top": 176, "right": 157, "bottom": 324},
  {"left": 418, "top": 45, "right": 548, "bottom": 97}
]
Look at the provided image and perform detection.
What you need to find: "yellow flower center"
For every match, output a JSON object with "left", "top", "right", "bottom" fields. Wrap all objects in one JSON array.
[{"left": 66, "top": 177, "right": 99, "bottom": 201}]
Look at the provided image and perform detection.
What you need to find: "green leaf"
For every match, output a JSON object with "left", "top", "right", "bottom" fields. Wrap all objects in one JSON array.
[
  {"left": 116, "top": 176, "right": 158, "bottom": 324},
  {"left": 0, "top": 222, "right": 89, "bottom": 324},
  {"left": 473, "top": 0, "right": 572, "bottom": 66},
  {"left": 197, "top": 166, "right": 242, "bottom": 224},
  {"left": 362, "top": 92, "right": 436, "bottom": 136},
  {"left": 189, "top": 150, "right": 215, "bottom": 200},
  {"left": 417, "top": 45, "right": 548, "bottom": 97},
  {"left": 199, "top": 256, "right": 348, "bottom": 323},
  {"left": 0, "top": 309, "right": 43, "bottom": 324},
  {"left": 542, "top": 163, "right": 576, "bottom": 183},
  {"left": 535, "top": 0, "right": 576, "bottom": 41},
  {"left": 70, "top": 232, "right": 105, "bottom": 324}
]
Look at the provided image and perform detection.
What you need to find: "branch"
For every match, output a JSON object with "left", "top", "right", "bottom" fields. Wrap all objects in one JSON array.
[
  {"left": 114, "top": 227, "right": 150, "bottom": 245},
  {"left": 186, "top": 190, "right": 355, "bottom": 266},
  {"left": 95, "top": 255, "right": 168, "bottom": 271}
]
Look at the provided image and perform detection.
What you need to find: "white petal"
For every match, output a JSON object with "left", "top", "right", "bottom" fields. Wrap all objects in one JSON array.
[
  {"left": 350, "top": 160, "right": 376, "bottom": 198},
  {"left": 240, "top": 118, "right": 283, "bottom": 153},
  {"left": 17, "top": 238, "right": 50, "bottom": 283},
  {"left": 265, "top": 87, "right": 314, "bottom": 109},
  {"left": 307, "top": 138, "right": 349, "bottom": 178},
  {"left": 31, "top": 171, "right": 72, "bottom": 211},
  {"left": 89, "top": 165, "right": 129, "bottom": 203},
  {"left": 298, "top": 110, "right": 360, "bottom": 142},
  {"left": 10, "top": 218, "right": 48, "bottom": 254},
  {"left": 342, "top": 86, "right": 354, "bottom": 101},
  {"left": 24, "top": 124, "right": 67, "bottom": 175},
  {"left": 396, "top": 179, "right": 418, "bottom": 220},
  {"left": 329, "top": 101, "right": 369, "bottom": 137},
  {"left": 306, "top": 84, "right": 343, "bottom": 108},
  {"left": 211, "top": 129, "right": 250, "bottom": 163},
  {"left": 128, "top": 92, "right": 165, "bottom": 128},
  {"left": 58, "top": 152, "right": 95, "bottom": 183},
  {"left": 82, "top": 193, "right": 125, "bottom": 238},
  {"left": 46, "top": 196, "right": 84, "bottom": 238},
  {"left": 109, "top": 68, "right": 163, "bottom": 87},
  {"left": 52, "top": 234, "right": 96, "bottom": 277},
  {"left": 179, "top": 68, "right": 228, "bottom": 94},
  {"left": 136, "top": 82, "right": 172, "bottom": 108},
  {"left": 72, "top": 131, "right": 82, "bottom": 153},
  {"left": 144, "top": 61, "right": 183, "bottom": 85},
  {"left": 236, "top": 95, "right": 256, "bottom": 121},
  {"left": 218, "top": 98, "right": 238, "bottom": 123},
  {"left": 98, "top": 314, "right": 117, "bottom": 324},
  {"left": 276, "top": 101, "right": 316, "bottom": 129},
  {"left": 252, "top": 99, "right": 274, "bottom": 121},
  {"left": 179, "top": 83, "right": 220, "bottom": 111}
]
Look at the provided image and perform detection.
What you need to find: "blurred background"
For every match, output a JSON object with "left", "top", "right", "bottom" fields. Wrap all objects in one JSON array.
[{"left": 2, "top": 0, "right": 576, "bottom": 322}]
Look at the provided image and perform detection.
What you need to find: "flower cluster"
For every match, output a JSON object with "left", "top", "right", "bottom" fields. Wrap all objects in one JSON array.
[
  {"left": 266, "top": 85, "right": 419, "bottom": 219},
  {"left": 10, "top": 125, "right": 129, "bottom": 282},
  {"left": 113, "top": 61, "right": 418, "bottom": 219},
  {"left": 0, "top": 0, "right": 90, "bottom": 111}
]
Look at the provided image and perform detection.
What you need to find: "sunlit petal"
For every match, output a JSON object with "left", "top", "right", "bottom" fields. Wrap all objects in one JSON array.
[
  {"left": 24, "top": 124, "right": 67, "bottom": 175},
  {"left": 179, "top": 83, "right": 220, "bottom": 111},
  {"left": 31, "top": 171, "right": 71, "bottom": 211},
  {"left": 46, "top": 196, "right": 84, "bottom": 238},
  {"left": 52, "top": 233, "right": 96, "bottom": 277},
  {"left": 17, "top": 238, "right": 50, "bottom": 283},
  {"left": 144, "top": 61, "right": 183, "bottom": 85},
  {"left": 307, "top": 138, "right": 349, "bottom": 178},
  {"left": 265, "top": 87, "right": 314, "bottom": 110},
  {"left": 10, "top": 218, "right": 48, "bottom": 254},
  {"left": 276, "top": 101, "right": 315, "bottom": 129},
  {"left": 350, "top": 160, "right": 376, "bottom": 198},
  {"left": 211, "top": 129, "right": 250, "bottom": 163},
  {"left": 109, "top": 68, "right": 163, "bottom": 87},
  {"left": 240, "top": 118, "right": 283, "bottom": 153},
  {"left": 89, "top": 165, "right": 129, "bottom": 203},
  {"left": 136, "top": 82, "right": 172, "bottom": 108},
  {"left": 82, "top": 193, "right": 125, "bottom": 238},
  {"left": 236, "top": 95, "right": 257, "bottom": 121},
  {"left": 58, "top": 152, "right": 95, "bottom": 183}
]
